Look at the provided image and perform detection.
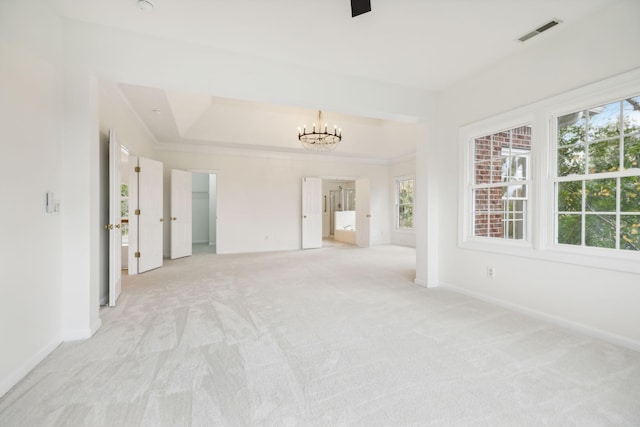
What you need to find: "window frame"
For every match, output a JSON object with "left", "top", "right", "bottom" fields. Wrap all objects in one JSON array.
[
  {"left": 552, "top": 96, "right": 640, "bottom": 252},
  {"left": 470, "top": 127, "right": 533, "bottom": 241},
  {"left": 459, "top": 114, "right": 536, "bottom": 252},
  {"left": 457, "top": 68, "right": 640, "bottom": 274},
  {"left": 395, "top": 175, "right": 415, "bottom": 231},
  {"left": 546, "top": 94, "right": 640, "bottom": 268}
]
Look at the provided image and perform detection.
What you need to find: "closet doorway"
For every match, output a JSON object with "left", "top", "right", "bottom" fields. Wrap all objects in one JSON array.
[{"left": 191, "top": 172, "right": 217, "bottom": 254}]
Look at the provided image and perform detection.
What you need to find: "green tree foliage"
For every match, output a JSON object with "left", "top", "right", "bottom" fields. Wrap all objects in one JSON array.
[
  {"left": 557, "top": 97, "right": 640, "bottom": 250},
  {"left": 120, "top": 184, "right": 129, "bottom": 237},
  {"left": 398, "top": 179, "right": 414, "bottom": 229}
]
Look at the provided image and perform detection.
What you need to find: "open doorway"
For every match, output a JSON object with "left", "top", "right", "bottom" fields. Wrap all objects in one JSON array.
[
  {"left": 192, "top": 172, "right": 217, "bottom": 254},
  {"left": 119, "top": 147, "right": 129, "bottom": 273},
  {"left": 322, "top": 179, "right": 356, "bottom": 246}
]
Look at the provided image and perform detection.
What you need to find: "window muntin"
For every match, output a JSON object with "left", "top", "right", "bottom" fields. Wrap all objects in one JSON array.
[
  {"left": 555, "top": 96, "right": 640, "bottom": 251},
  {"left": 395, "top": 178, "right": 414, "bottom": 229},
  {"left": 471, "top": 125, "right": 531, "bottom": 240}
]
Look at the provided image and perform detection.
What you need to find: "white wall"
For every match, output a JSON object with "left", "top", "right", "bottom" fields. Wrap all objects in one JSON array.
[
  {"left": 0, "top": 1, "right": 64, "bottom": 397},
  {"left": 389, "top": 156, "right": 416, "bottom": 247},
  {"left": 99, "top": 81, "right": 156, "bottom": 160},
  {"left": 431, "top": 0, "right": 640, "bottom": 347},
  {"left": 155, "top": 150, "right": 391, "bottom": 255}
]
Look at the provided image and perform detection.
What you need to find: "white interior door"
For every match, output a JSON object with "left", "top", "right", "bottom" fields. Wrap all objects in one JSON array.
[
  {"left": 108, "top": 129, "right": 122, "bottom": 306},
  {"left": 356, "top": 178, "right": 371, "bottom": 248},
  {"left": 170, "top": 169, "right": 192, "bottom": 259},
  {"left": 129, "top": 156, "right": 164, "bottom": 274},
  {"left": 302, "top": 177, "right": 322, "bottom": 249}
]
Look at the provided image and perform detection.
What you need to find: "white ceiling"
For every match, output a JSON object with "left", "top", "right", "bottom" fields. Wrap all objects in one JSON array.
[
  {"left": 48, "top": 0, "right": 617, "bottom": 160},
  {"left": 119, "top": 83, "right": 420, "bottom": 161}
]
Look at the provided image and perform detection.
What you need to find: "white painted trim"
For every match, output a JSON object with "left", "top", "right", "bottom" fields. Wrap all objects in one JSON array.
[
  {"left": 458, "top": 114, "right": 536, "bottom": 250},
  {"left": 439, "top": 281, "right": 640, "bottom": 353},
  {"left": 389, "top": 152, "right": 417, "bottom": 165},
  {"left": 414, "top": 277, "right": 438, "bottom": 288},
  {"left": 154, "top": 141, "right": 397, "bottom": 165},
  {"left": 0, "top": 338, "right": 62, "bottom": 398},
  {"left": 91, "top": 317, "right": 102, "bottom": 337},
  {"left": 414, "top": 277, "right": 428, "bottom": 287},
  {"left": 393, "top": 229, "right": 416, "bottom": 234},
  {"left": 60, "top": 329, "right": 93, "bottom": 341},
  {"left": 457, "top": 68, "right": 640, "bottom": 274},
  {"left": 61, "top": 317, "right": 101, "bottom": 342}
]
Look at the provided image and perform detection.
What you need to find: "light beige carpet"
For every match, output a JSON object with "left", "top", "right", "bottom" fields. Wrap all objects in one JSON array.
[{"left": 1, "top": 245, "right": 639, "bottom": 426}]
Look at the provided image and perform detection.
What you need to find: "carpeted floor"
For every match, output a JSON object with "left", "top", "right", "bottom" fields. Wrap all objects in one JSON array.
[{"left": 1, "top": 245, "right": 639, "bottom": 426}]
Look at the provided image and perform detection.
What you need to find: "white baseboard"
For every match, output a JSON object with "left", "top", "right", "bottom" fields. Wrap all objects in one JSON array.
[
  {"left": 0, "top": 338, "right": 61, "bottom": 398},
  {"left": 61, "top": 317, "right": 101, "bottom": 342},
  {"left": 414, "top": 277, "right": 439, "bottom": 288},
  {"left": 414, "top": 277, "right": 428, "bottom": 287},
  {"left": 439, "top": 281, "right": 640, "bottom": 353},
  {"left": 91, "top": 317, "right": 102, "bottom": 337}
]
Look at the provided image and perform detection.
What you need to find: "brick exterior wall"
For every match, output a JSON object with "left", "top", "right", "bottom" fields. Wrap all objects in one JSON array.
[{"left": 474, "top": 126, "right": 531, "bottom": 237}]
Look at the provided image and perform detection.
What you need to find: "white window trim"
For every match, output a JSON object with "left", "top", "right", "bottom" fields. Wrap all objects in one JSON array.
[
  {"left": 458, "top": 67, "right": 640, "bottom": 274},
  {"left": 459, "top": 113, "right": 536, "bottom": 252},
  {"left": 395, "top": 175, "right": 415, "bottom": 232}
]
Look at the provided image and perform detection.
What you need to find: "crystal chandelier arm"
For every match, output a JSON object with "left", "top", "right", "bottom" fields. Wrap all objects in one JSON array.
[{"left": 297, "top": 110, "right": 341, "bottom": 151}]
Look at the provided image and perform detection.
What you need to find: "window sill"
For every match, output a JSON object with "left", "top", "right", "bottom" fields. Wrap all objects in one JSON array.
[
  {"left": 394, "top": 228, "right": 415, "bottom": 234},
  {"left": 459, "top": 237, "right": 640, "bottom": 274}
]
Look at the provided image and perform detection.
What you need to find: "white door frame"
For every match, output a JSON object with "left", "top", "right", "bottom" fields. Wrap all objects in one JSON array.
[{"left": 108, "top": 129, "right": 122, "bottom": 306}]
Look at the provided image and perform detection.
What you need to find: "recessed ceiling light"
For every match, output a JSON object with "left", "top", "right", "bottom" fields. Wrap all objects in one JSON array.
[{"left": 137, "top": 0, "right": 154, "bottom": 11}]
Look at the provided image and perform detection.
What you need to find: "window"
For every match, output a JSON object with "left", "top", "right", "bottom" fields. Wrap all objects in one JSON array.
[
  {"left": 458, "top": 69, "right": 640, "bottom": 272},
  {"left": 555, "top": 96, "right": 640, "bottom": 251},
  {"left": 471, "top": 125, "right": 531, "bottom": 240},
  {"left": 395, "top": 177, "right": 414, "bottom": 229},
  {"left": 121, "top": 183, "right": 129, "bottom": 243}
]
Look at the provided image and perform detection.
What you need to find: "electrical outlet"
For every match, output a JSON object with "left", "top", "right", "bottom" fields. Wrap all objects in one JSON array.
[{"left": 487, "top": 267, "right": 496, "bottom": 279}]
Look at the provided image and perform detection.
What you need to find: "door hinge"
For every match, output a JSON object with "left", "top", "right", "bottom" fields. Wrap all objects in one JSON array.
[
  {"left": 135, "top": 209, "right": 141, "bottom": 215},
  {"left": 135, "top": 166, "right": 141, "bottom": 173},
  {"left": 134, "top": 252, "right": 141, "bottom": 258}
]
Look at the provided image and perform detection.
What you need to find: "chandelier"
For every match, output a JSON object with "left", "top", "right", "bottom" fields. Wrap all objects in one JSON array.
[{"left": 298, "top": 110, "right": 342, "bottom": 152}]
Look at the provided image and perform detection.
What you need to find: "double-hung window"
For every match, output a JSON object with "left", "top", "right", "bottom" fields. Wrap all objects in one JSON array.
[
  {"left": 395, "top": 177, "right": 414, "bottom": 230},
  {"left": 459, "top": 70, "right": 640, "bottom": 272},
  {"left": 471, "top": 125, "right": 532, "bottom": 240},
  {"left": 554, "top": 96, "right": 640, "bottom": 251}
]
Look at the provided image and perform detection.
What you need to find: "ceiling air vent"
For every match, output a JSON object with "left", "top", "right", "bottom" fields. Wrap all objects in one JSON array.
[{"left": 518, "top": 19, "right": 562, "bottom": 42}]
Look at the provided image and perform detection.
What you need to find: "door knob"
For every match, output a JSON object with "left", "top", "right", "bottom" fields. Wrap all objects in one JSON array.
[
  {"left": 172, "top": 217, "right": 177, "bottom": 221},
  {"left": 115, "top": 224, "right": 121, "bottom": 229},
  {"left": 366, "top": 214, "right": 371, "bottom": 218},
  {"left": 104, "top": 224, "right": 112, "bottom": 230},
  {"left": 159, "top": 218, "right": 163, "bottom": 222},
  {"left": 303, "top": 215, "right": 307, "bottom": 219}
]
